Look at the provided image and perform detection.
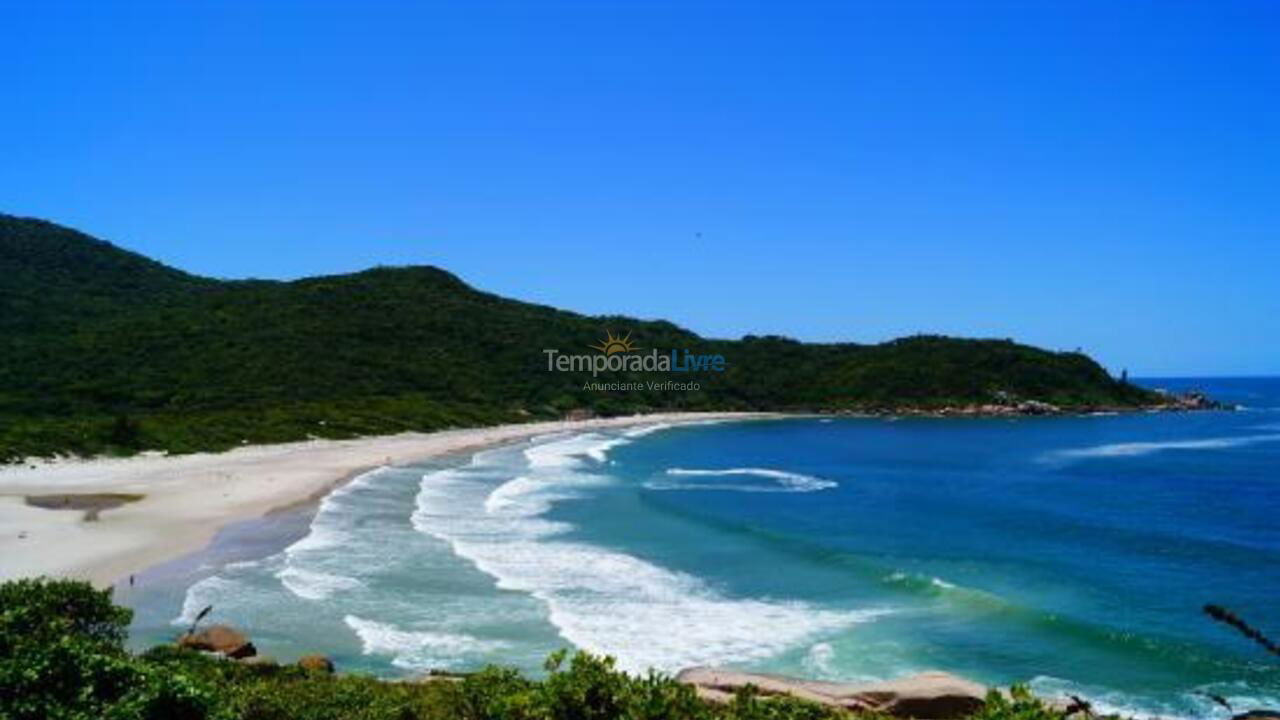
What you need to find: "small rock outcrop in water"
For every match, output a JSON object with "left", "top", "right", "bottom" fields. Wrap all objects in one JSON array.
[
  {"left": 297, "top": 654, "right": 336, "bottom": 674},
  {"left": 1152, "top": 388, "right": 1230, "bottom": 411},
  {"left": 177, "top": 624, "right": 257, "bottom": 660},
  {"left": 676, "top": 667, "right": 987, "bottom": 719}
]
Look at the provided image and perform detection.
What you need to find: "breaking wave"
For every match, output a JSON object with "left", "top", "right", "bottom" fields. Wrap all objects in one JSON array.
[
  {"left": 412, "top": 433, "right": 876, "bottom": 673},
  {"left": 646, "top": 467, "right": 838, "bottom": 493},
  {"left": 1042, "top": 433, "right": 1280, "bottom": 462},
  {"left": 344, "top": 615, "right": 508, "bottom": 671}
]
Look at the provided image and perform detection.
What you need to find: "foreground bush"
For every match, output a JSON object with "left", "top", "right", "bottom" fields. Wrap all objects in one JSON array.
[
  {"left": 0, "top": 578, "right": 222, "bottom": 720},
  {"left": 0, "top": 577, "right": 1074, "bottom": 720},
  {"left": 970, "top": 687, "right": 1063, "bottom": 720}
]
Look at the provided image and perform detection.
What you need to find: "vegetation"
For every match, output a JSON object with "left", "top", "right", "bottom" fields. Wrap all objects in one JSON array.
[
  {"left": 1204, "top": 604, "right": 1280, "bottom": 659},
  {"left": 0, "top": 578, "right": 219, "bottom": 719},
  {"left": 0, "top": 578, "right": 1076, "bottom": 720},
  {"left": 0, "top": 214, "right": 1157, "bottom": 461}
]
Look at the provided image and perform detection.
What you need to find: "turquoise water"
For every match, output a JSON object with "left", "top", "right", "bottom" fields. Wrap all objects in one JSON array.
[{"left": 124, "top": 378, "right": 1280, "bottom": 718}]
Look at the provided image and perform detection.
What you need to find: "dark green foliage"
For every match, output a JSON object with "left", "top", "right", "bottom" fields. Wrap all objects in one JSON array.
[
  {"left": 453, "top": 665, "right": 535, "bottom": 720},
  {"left": 0, "top": 578, "right": 222, "bottom": 720},
  {"left": 505, "top": 650, "right": 711, "bottom": 720},
  {"left": 968, "top": 686, "right": 1070, "bottom": 720},
  {"left": 449, "top": 649, "right": 855, "bottom": 720},
  {"left": 1204, "top": 604, "right": 1280, "bottom": 658},
  {"left": 134, "top": 646, "right": 454, "bottom": 720},
  {"left": 0, "top": 576, "right": 131, "bottom": 648},
  {"left": 0, "top": 214, "right": 1158, "bottom": 461},
  {"left": 109, "top": 415, "right": 143, "bottom": 449},
  {"left": 1, "top": 578, "right": 1083, "bottom": 720},
  {"left": 724, "top": 691, "right": 847, "bottom": 720}
]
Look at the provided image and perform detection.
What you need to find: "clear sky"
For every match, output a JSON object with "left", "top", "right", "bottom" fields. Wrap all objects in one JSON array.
[{"left": 2, "top": 1, "right": 1277, "bottom": 376}]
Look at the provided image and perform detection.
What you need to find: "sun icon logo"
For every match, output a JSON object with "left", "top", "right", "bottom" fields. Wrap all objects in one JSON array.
[{"left": 589, "top": 330, "right": 639, "bottom": 355}]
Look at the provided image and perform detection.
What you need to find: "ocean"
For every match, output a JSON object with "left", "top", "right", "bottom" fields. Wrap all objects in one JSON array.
[{"left": 122, "top": 377, "right": 1280, "bottom": 718}]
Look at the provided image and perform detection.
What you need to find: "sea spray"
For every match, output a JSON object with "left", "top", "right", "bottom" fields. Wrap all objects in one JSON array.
[{"left": 410, "top": 431, "right": 879, "bottom": 673}]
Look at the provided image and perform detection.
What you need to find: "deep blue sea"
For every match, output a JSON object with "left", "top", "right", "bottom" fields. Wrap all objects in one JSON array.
[{"left": 125, "top": 378, "right": 1280, "bottom": 718}]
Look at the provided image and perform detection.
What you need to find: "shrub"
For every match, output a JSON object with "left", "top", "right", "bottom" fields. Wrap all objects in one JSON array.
[
  {"left": 724, "top": 687, "right": 846, "bottom": 720},
  {"left": 0, "top": 576, "right": 131, "bottom": 648},
  {"left": 455, "top": 666, "right": 535, "bottom": 720},
  {"left": 448, "top": 650, "right": 849, "bottom": 720},
  {"left": 0, "top": 578, "right": 221, "bottom": 720},
  {"left": 968, "top": 686, "right": 1066, "bottom": 720}
]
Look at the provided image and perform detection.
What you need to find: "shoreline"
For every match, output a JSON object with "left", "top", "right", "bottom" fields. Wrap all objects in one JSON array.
[
  {"left": 0, "top": 411, "right": 776, "bottom": 588},
  {"left": 0, "top": 399, "right": 1229, "bottom": 590}
]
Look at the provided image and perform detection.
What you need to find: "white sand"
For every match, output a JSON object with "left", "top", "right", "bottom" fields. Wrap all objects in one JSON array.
[{"left": 0, "top": 412, "right": 772, "bottom": 588}]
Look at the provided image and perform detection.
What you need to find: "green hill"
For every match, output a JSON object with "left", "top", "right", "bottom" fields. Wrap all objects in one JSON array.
[{"left": 0, "top": 214, "right": 1155, "bottom": 461}]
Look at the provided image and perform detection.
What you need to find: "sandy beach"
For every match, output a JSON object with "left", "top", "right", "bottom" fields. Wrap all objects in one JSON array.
[{"left": 0, "top": 412, "right": 770, "bottom": 588}]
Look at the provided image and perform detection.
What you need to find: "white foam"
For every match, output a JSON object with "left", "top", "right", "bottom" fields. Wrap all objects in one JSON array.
[
  {"left": 1025, "top": 675, "right": 1277, "bottom": 720},
  {"left": 171, "top": 466, "right": 377, "bottom": 622},
  {"left": 529, "top": 430, "right": 575, "bottom": 444},
  {"left": 481, "top": 473, "right": 607, "bottom": 532},
  {"left": 483, "top": 475, "right": 553, "bottom": 517},
  {"left": 344, "top": 615, "right": 508, "bottom": 671},
  {"left": 282, "top": 522, "right": 349, "bottom": 554},
  {"left": 282, "top": 467, "right": 388, "bottom": 554},
  {"left": 623, "top": 418, "right": 734, "bottom": 439},
  {"left": 648, "top": 467, "right": 837, "bottom": 493},
  {"left": 623, "top": 423, "right": 675, "bottom": 438},
  {"left": 1043, "top": 433, "right": 1280, "bottom": 462},
  {"left": 884, "top": 571, "right": 958, "bottom": 592},
  {"left": 278, "top": 567, "right": 365, "bottom": 601},
  {"left": 272, "top": 467, "right": 392, "bottom": 601},
  {"left": 523, "top": 432, "right": 627, "bottom": 468},
  {"left": 412, "top": 434, "right": 876, "bottom": 673},
  {"left": 803, "top": 642, "right": 837, "bottom": 677},
  {"left": 172, "top": 575, "right": 260, "bottom": 627}
]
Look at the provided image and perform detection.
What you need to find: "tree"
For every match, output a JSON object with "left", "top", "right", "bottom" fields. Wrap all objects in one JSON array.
[
  {"left": 109, "top": 416, "right": 142, "bottom": 449},
  {"left": 0, "top": 578, "right": 219, "bottom": 720}
]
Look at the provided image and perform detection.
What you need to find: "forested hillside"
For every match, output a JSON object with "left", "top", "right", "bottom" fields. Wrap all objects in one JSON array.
[{"left": 0, "top": 214, "right": 1155, "bottom": 461}]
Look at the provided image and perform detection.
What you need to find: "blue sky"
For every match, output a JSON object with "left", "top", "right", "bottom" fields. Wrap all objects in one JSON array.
[{"left": 2, "top": 1, "right": 1277, "bottom": 376}]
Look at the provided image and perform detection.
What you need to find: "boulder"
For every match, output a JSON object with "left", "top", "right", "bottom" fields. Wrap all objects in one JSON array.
[
  {"left": 177, "top": 624, "right": 256, "bottom": 659},
  {"left": 676, "top": 668, "right": 854, "bottom": 708},
  {"left": 1016, "top": 400, "right": 1060, "bottom": 415},
  {"left": 676, "top": 667, "right": 987, "bottom": 719},
  {"left": 847, "top": 672, "right": 988, "bottom": 718},
  {"left": 297, "top": 654, "right": 336, "bottom": 674}
]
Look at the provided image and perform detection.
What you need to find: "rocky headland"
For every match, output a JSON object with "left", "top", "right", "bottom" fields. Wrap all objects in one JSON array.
[{"left": 824, "top": 388, "right": 1232, "bottom": 419}]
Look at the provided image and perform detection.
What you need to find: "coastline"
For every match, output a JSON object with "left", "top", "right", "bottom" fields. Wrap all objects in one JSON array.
[
  {"left": 0, "top": 411, "right": 774, "bottom": 588},
  {"left": 10, "top": 395, "right": 1273, "bottom": 718}
]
